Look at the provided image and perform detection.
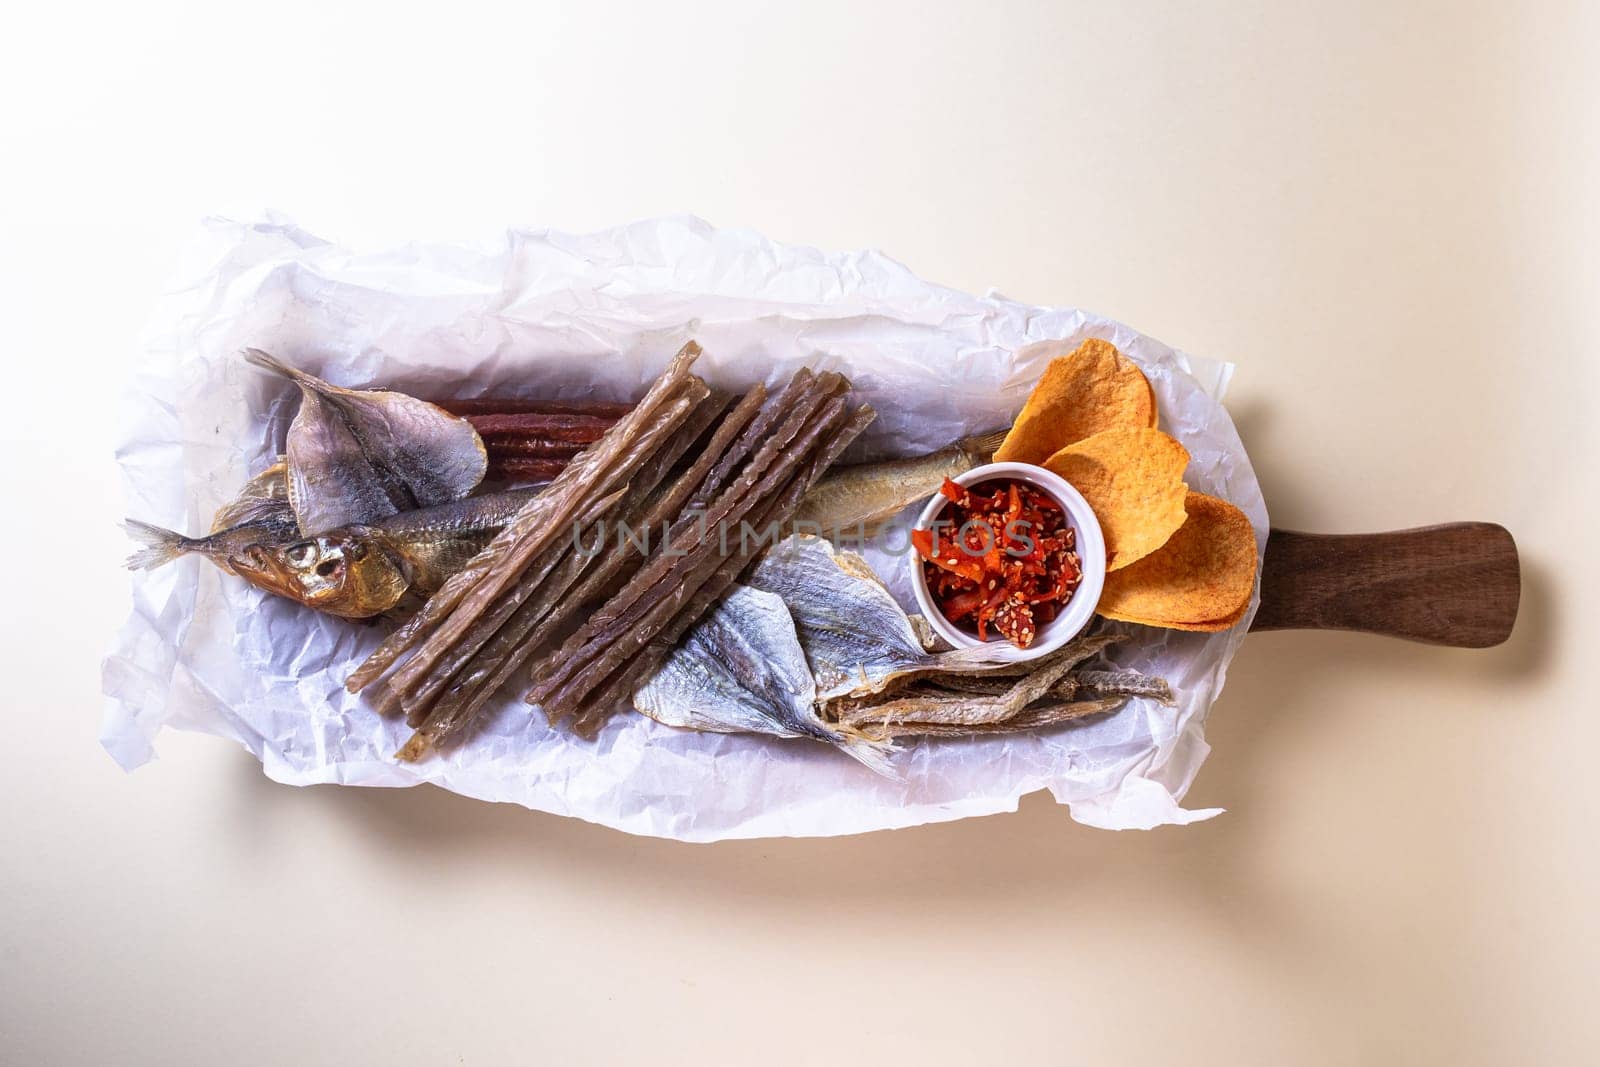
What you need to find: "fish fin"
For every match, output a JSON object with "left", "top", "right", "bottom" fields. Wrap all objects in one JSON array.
[
  {"left": 122, "top": 519, "right": 191, "bottom": 570},
  {"left": 960, "top": 428, "right": 1011, "bottom": 463},
  {"left": 833, "top": 731, "right": 900, "bottom": 778}
]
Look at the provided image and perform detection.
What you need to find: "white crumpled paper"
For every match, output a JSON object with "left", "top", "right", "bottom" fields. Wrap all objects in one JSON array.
[{"left": 102, "top": 214, "right": 1268, "bottom": 840}]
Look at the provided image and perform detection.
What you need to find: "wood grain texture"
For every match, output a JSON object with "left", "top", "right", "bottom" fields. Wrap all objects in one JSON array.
[{"left": 1250, "top": 524, "right": 1520, "bottom": 647}]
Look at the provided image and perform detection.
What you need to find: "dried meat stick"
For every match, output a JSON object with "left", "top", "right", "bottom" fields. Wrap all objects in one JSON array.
[
  {"left": 567, "top": 373, "right": 841, "bottom": 644},
  {"left": 468, "top": 412, "right": 616, "bottom": 441},
  {"left": 394, "top": 395, "right": 730, "bottom": 729},
  {"left": 517, "top": 387, "right": 770, "bottom": 679},
  {"left": 390, "top": 486, "right": 628, "bottom": 725},
  {"left": 435, "top": 397, "right": 633, "bottom": 419},
  {"left": 395, "top": 393, "right": 751, "bottom": 756},
  {"left": 485, "top": 457, "right": 568, "bottom": 480},
  {"left": 346, "top": 342, "right": 702, "bottom": 692},
  {"left": 481, "top": 436, "right": 586, "bottom": 458},
  {"left": 688, "top": 369, "right": 816, "bottom": 511},
  {"left": 381, "top": 383, "right": 707, "bottom": 700},
  {"left": 536, "top": 392, "right": 854, "bottom": 723},
  {"left": 570, "top": 404, "right": 877, "bottom": 735},
  {"left": 527, "top": 375, "right": 842, "bottom": 707},
  {"left": 370, "top": 485, "right": 624, "bottom": 719},
  {"left": 513, "top": 395, "right": 771, "bottom": 700}
]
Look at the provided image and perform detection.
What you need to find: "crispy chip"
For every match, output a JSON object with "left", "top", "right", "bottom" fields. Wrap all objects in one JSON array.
[
  {"left": 1045, "top": 428, "right": 1190, "bottom": 571},
  {"left": 993, "top": 338, "right": 1157, "bottom": 464},
  {"left": 1095, "top": 491, "right": 1258, "bottom": 630}
]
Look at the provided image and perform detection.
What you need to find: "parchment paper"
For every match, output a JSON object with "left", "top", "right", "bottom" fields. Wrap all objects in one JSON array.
[{"left": 102, "top": 214, "right": 1268, "bottom": 840}]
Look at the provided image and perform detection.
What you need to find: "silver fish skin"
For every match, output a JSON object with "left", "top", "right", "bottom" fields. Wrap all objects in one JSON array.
[
  {"left": 744, "top": 535, "right": 1018, "bottom": 701},
  {"left": 791, "top": 429, "right": 1007, "bottom": 536},
  {"left": 632, "top": 585, "right": 893, "bottom": 774},
  {"left": 246, "top": 349, "right": 488, "bottom": 534}
]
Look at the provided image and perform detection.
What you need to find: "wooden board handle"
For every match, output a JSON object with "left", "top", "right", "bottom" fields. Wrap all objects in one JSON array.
[{"left": 1250, "top": 523, "right": 1519, "bottom": 647}]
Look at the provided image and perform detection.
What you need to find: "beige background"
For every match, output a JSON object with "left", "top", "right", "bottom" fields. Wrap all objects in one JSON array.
[{"left": 3, "top": 1, "right": 1597, "bottom": 1063}]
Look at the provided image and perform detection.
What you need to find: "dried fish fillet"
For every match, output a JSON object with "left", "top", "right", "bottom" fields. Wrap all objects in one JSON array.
[
  {"left": 859, "top": 697, "right": 1127, "bottom": 739},
  {"left": 744, "top": 535, "right": 1030, "bottom": 701},
  {"left": 246, "top": 350, "right": 487, "bottom": 534},
  {"left": 633, "top": 586, "right": 888, "bottom": 773},
  {"left": 929, "top": 668, "right": 1174, "bottom": 705}
]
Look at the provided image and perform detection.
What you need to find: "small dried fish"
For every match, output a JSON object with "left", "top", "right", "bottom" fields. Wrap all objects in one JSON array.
[
  {"left": 124, "top": 462, "right": 299, "bottom": 573},
  {"left": 857, "top": 697, "right": 1128, "bottom": 739},
  {"left": 923, "top": 667, "right": 1174, "bottom": 705},
  {"left": 633, "top": 585, "right": 889, "bottom": 772},
  {"left": 830, "top": 643, "right": 1100, "bottom": 728},
  {"left": 246, "top": 350, "right": 487, "bottom": 534},
  {"left": 130, "top": 488, "right": 540, "bottom": 618},
  {"left": 790, "top": 429, "right": 1007, "bottom": 536}
]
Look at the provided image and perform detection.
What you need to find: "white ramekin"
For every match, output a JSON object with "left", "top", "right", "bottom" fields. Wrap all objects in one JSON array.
[{"left": 908, "top": 461, "right": 1106, "bottom": 663}]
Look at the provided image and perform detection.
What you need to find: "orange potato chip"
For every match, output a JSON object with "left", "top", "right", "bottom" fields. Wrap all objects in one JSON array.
[
  {"left": 994, "top": 338, "right": 1158, "bottom": 465},
  {"left": 1044, "top": 428, "right": 1190, "bottom": 571},
  {"left": 1095, "top": 491, "right": 1258, "bottom": 630}
]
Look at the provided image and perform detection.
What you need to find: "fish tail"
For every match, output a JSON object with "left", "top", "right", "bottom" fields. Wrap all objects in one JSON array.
[
  {"left": 961, "top": 428, "right": 1010, "bottom": 463},
  {"left": 243, "top": 348, "right": 326, "bottom": 395},
  {"left": 242, "top": 347, "right": 297, "bottom": 377},
  {"left": 833, "top": 729, "right": 900, "bottom": 779},
  {"left": 122, "top": 519, "right": 193, "bottom": 571}
]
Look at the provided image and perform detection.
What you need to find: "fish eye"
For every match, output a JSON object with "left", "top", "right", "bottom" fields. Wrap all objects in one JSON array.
[{"left": 286, "top": 542, "right": 316, "bottom": 566}]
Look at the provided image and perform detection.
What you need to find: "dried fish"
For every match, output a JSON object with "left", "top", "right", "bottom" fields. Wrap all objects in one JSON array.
[
  {"left": 830, "top": 643, "right": 1097, "bottom": 728},
  {"left": 856, "top": 697, "right": 1127, "bottom": 739},
  {"left": 791, "top": 429, "right": 1007, "bottom": 535},
  {"left": 633, "top": 586, "right": 890, "bottom": 772},
  {"left": 928, "top": 667, "right": 1174, "bottom": 705},
  {"left": 245, "top": 350, "right": 487, "bottom": 534},
  {"left": 742, "top": 535, "right": 1031, "bottom": 701},
  {"left": 218, "top": 489, "right": 541, "bottom": 619},
  {"left": 124, "top": 462, "right": 298, "bottom": 573}
]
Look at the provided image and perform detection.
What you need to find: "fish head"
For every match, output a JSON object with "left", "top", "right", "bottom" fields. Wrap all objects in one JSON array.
[{"left": 231, "top": 527, "right": 410, "bottom": 618}]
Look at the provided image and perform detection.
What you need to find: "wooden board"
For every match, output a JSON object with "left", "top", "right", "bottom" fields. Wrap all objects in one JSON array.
[{"left": 1250, "top": 523, "right": 1519, "bottom": 647}]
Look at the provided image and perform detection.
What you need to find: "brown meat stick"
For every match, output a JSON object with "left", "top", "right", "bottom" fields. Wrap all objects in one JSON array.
[
  {"left": 397, "top": 392, "right": 755, "bottom": 756},
  {"left": 468, "top": 412, "right": 616, "bottom": 441},
  {"left": 537, "top": 392, "right": 856, "bottom": 725},
  {"left": 395, "top": 395, "right": 731, "bottom": 728},
  {"left": 528, "top": 375, "right": 842, "bottom": 707},
  {"left": 518, "top": 387, "right": 769, "bottom": 669},
  {"left": 569, "top": 403, "right": 877, "bottom": 735},
  {"left": 380, "top": 383, "right": 707, "bottom": 700},
  {"left": 435, "top": 398, "right": 633, "bottom": 419},
  {"left": 346, "top": 342, "right": 703, "bottom": 692}
]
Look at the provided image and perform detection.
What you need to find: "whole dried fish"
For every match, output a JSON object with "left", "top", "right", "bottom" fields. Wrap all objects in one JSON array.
[
  {"left": 246, "top": 350, "right": 487, "bottom": 534},
  {"left": 790, "top": 429, "right": 1007, "bottom": 536},
  {"left": 131, "top": 488, "right": 540, "bottom": 619},
  {"left": 124, "top": 462, "right": 299, "bottom": 572},
  {"left": 633, "top": 585, "right": 890, "bottom": 772}
]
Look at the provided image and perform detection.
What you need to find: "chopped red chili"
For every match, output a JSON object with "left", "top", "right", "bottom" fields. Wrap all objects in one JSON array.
[{"left": 915, "top": 477, "right": 1082, "bottom": 649}]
